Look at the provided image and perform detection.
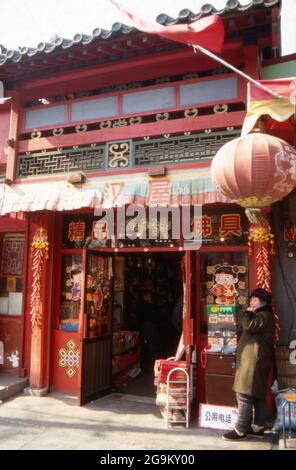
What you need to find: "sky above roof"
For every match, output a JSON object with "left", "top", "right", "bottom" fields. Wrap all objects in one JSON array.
[{"left": 0, "top": 0, "right": 295, "bottom": 56}]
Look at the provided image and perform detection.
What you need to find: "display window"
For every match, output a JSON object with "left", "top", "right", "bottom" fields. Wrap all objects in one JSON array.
[
  {"left": 199, "top": 251, "right": 249, "bottom": 354},
  {"left": 85, "top": 254, "right": 113, "bottom": 337},
  {"left": 59, "top": 254, "right": 82, "bottom": 331},
  {"left": 0, "top": 233, "right": 25, "bottom": 316}
]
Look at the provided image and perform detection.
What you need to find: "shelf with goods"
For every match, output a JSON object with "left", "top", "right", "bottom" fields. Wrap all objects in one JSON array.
[
  {"left": 112, "top": 350, "right": 141, "bottom": 377},
  {"left": 112, "top": 330, "right": 140, "bottom": 358},
  {"left": 112, "top": 330, "right": 141, "bottom": 388}
]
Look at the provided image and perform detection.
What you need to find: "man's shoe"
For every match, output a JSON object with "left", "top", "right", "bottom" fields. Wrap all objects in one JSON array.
[
  {"left": 247, "top": 427, "right": 265, "bottom": 438},
  {"left": 222, "top": 429, "right": 246, "bottom": 441}
]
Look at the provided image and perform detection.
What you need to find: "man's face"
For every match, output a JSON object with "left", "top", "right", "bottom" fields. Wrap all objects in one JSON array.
[{"left": 249, "top": 296, "right": 262, "bottom": 310}]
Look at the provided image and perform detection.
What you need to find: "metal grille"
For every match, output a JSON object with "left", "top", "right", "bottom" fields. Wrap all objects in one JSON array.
[
  {"left": 134, "top": 131, "right": 241, "bottom": 167},
  {"left": 17, "top": 146, "right": 104, "bottom": 177}
]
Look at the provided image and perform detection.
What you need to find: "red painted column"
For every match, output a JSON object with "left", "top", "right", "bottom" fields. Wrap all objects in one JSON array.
[
  {"left": 6, "top": 90, "right": 21, "bottom": 182},
  {"left": 27, "top": 211, "right": 54, "bottom": 390},
  {"left": 243, "top": 40, "right": 260, "bottom": 80}
]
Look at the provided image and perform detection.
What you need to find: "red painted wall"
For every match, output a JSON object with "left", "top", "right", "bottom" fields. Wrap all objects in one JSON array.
[{"left": 51, "top": 331, "right": 79, "bottom": 394}]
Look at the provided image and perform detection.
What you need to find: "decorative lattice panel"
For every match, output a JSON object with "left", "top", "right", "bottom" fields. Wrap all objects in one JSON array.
[
  {"left": 17, "top": 130, "right": 240, "bottom": 177},
  {"left": 18, "top": 146, "right": 104, "bottom": 177},
  {"left": 134, "top": 131, "right": 241, "bottom": 167}
]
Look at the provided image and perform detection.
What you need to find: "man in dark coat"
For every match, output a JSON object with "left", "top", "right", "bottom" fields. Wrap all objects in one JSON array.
[{"left": 222, "top": 287, "right": 275, "bottom": 441}]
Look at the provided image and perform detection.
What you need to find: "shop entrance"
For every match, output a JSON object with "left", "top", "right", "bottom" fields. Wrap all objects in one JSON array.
[{"left": 79, "top": 251, "right": 184, "bottom": 404}]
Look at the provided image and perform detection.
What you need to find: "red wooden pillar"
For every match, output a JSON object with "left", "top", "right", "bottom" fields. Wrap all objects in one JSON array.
[
  {"left": 6, "top": 90, "right": 21, "bottom": 182},
  {"left": 243, "top": 40, "right": 260, "bottom": 80},
  {"left": 27, "top": 211, "right": 54, "bottom": 390}
]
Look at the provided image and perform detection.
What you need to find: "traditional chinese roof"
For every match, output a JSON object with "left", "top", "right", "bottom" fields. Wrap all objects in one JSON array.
[
  {"left": 156, "top": 0, "right": 280, "bottom": 25},
  {"left": 0, "top": 0, "right": 280, "bottom": 83}
]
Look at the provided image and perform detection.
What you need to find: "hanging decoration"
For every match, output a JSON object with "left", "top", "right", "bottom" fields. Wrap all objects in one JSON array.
[
  {"left": 256, "top": 246, "right": 271, "bottom": 292},
  {"left": 30, "top": 227, "right": 49, "bottom": 333},
  {"left": 248, "top": 223, "right": 275, "bottom": 255},
  {"left": 255, "top": 246, "right": 280, "bottom": 341}
]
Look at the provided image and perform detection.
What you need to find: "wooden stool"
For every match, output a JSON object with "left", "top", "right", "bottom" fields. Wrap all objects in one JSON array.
[{"left": 283, "top": 393, "right": 296, "bottom": 448}]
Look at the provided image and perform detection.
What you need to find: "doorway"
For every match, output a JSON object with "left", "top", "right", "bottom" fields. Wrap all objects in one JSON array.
[
  {"left": 111, "top": 252, "right": 184, "bottom": 397},
  {"left": 79, "top": 250, "right": 188, "bottom": 405}
]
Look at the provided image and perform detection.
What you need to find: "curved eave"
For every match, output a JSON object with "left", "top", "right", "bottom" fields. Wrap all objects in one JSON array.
[{"left": 0, "top": 0, "right": 280, "bottom": 69}]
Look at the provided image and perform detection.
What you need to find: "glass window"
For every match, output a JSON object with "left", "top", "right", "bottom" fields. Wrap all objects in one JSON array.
[
  {"left": 0, "top": 233, "right": 24, "bottom": 316},
  {"left": 180, "top": 76, "right": 238, "bottom": 106},
  {"left": 71, "top": 96, "right": 118, "bottom": 122},
  {"left": 85, "top": 254, "right": 113, "bottom": 337},
  {"left": 59, "top": 254, "right": 82, "bottom": 332},
  {"left": 25, "top": 105, "right": 68, "bottom": 129},
  {"left": 199, "top": 251, "right": 249, "bottom": 352},
  {"left": 122, "top": 87, "right": 175, "bottom": 114}
]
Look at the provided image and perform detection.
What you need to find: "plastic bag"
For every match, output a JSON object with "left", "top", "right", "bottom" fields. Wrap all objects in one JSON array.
[{"left": 273, "top": 388, "right": 296, "bottom": 431}]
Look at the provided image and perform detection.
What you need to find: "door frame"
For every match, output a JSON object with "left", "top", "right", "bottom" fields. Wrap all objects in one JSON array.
[{"left": 78, "top": 249, "right": 114, "bottom": 405}]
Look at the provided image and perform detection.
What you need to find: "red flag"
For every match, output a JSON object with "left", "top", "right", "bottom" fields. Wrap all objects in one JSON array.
[{"left": 109, "top": 0, "right": 225, "bottom": 54}]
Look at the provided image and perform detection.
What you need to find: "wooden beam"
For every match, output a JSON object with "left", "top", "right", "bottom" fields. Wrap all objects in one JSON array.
[
  {"left": 19, "top": 39, "right": 243, "bottom": 99},
  {"left": 18, "top": 110, "right": 245, "bottom": 152}
]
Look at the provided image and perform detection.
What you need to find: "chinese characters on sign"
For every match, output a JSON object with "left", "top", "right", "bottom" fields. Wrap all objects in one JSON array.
[
  {"left": 192, "top": 215, "right": 213, "bottom": 238},
  {"left": 68, "top": 221, "right": 85, "bottom": 242},
  {"left": 199, "top": 403, "right": 238, "bottom": 430},
  {"left": 92, "top": 221, "right": 107, "bottom": 241},
  {"left": 147, "top": 181, "right": 172, "bottom": 207},
  {"left": 192, "top": 213, "right": 243, "bottom": 242},
  {"left": 219, "top": 214, "right": 242, "bottom": 237}
]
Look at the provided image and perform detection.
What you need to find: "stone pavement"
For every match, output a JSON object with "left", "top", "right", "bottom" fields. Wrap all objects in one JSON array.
[{"left": 0, "top": 391, "right": 281, "bottom": 450}]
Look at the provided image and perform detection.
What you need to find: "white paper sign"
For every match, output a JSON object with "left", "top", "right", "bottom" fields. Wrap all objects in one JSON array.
[
  {"left": 8, "top": 292, "right": 23, "bottom": 316},
  {"left": 199, "top": 403, "right": 238, "bottom": 430}
]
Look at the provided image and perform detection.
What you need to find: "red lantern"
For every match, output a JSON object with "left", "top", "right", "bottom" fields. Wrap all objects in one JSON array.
[{"left": 211, "top": 132, "right": 296, "bottom": 208}]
